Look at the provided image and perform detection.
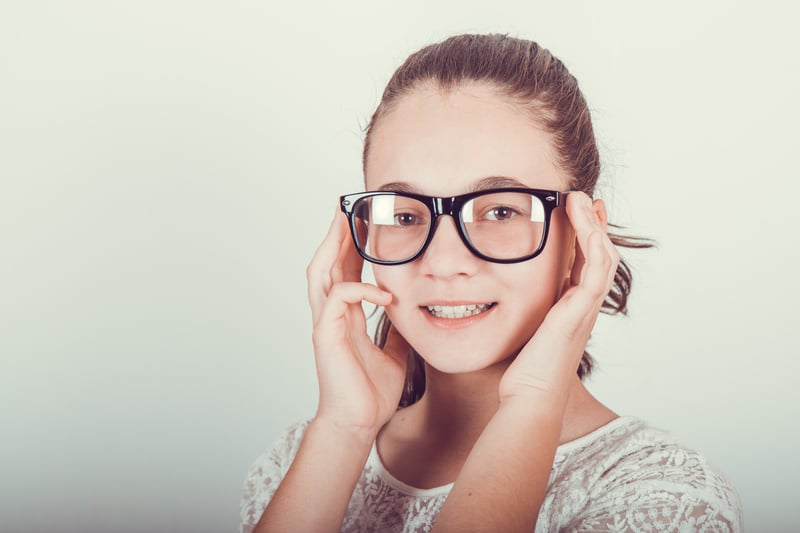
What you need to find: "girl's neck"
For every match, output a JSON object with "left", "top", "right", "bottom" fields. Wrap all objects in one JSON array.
[
  {"left": 403, "top": 361, "right": 613, "bottom": 443},
  {"left": 412, "top": 361, "right": 507, "bottom": 441},
  {"left": 375, "top": 362, "right": 508, "bottom": 489},
  {"left": 376, "top": 361, "right": 617, "bottom": 489}
]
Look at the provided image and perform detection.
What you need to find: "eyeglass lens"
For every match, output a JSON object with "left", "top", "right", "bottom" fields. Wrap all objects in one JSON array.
[{"left": 351, "top": 192, "right": 547, "bottom": 262}]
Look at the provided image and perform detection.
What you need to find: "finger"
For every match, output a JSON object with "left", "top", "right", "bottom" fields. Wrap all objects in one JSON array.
[
  {"left": 307, "top": 207, "right": 351, "bottom": 322},
  {"left": 331, "top": 220, "right": 364, "bottom": 285},
  {"left": 566, "top": 192, "right": 595, "bottom": 287},
  {"left": 565, "top": 192, "right": 600, "bottom": 260},
  {"left": 314, "top": 282, "right": 392, "bottom": 335},
  {"left": 569, "top": 236, "right": 586, "bottom": 288},
  {"left": 580, "top": 199, "right": 620, "bottom": 296},
  {"left": 575, "top": 229, "right": 616, "bottom": 308},
  {"left": 566, "top": 194, "right": 619, "bottom": 292}
]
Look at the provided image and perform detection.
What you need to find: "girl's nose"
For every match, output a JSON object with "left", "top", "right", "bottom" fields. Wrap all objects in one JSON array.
[{"left": 418, "top": 216, "right": 481, "bottom": 278}]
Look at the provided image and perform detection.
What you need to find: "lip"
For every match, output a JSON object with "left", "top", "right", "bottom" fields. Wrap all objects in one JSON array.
[{"left": 419, "top": 300, "right": 494, "bottom": 307}]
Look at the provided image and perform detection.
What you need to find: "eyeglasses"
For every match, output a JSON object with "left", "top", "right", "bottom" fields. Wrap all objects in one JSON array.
[{"left": 339, "top": 187, "right": 564, "bottom": 265}]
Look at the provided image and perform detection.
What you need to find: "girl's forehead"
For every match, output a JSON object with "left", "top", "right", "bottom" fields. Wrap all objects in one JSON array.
[{"left": 364, "top": 83, "right": 568, "bottom": 194}]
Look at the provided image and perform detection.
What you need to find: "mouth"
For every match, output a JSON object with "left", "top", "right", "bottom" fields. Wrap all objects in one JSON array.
[{"left": 424, "top": 303, "right": 496, "bottom": 319}]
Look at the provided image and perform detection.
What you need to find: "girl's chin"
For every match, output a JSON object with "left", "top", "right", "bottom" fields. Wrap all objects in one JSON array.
[{"left": 413, "top": 346, "right": 520, "bottom": 375}]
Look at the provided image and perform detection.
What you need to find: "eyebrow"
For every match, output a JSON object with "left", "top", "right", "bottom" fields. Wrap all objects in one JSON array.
[
  {"left": 377, "top": 176, "right": 530, "bottom": 194},
  {"left": 472, "top": 176, "right": 529, "bottom": 191},
  {"left": 377, "top": 182, "right": 419, "bottom": 193}
]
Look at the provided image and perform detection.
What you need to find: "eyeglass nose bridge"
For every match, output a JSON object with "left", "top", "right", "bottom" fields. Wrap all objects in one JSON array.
[
  {"left": 424, "top": 196, "right": 474, "bottom": 252},
  {"left": 431, "top": 196, "right": 456, "bottom": 218}
]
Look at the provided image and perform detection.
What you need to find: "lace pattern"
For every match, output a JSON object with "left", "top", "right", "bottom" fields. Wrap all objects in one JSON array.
[{"left": 239, "top": 417, "right": 742, "bottom": 532}]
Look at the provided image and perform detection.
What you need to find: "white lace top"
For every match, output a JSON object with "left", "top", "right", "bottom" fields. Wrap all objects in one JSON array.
[{"left": 240, "top": 416, "right": 743, "bottom": 532}]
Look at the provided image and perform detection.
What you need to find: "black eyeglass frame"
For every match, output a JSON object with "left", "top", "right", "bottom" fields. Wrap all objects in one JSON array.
[{"left": 339, "top": 187, "right": 566, "bottom": 265}]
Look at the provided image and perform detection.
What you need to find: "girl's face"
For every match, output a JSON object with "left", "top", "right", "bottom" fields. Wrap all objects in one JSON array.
[{"left": 365, "top": 83, "right": 576, "bottom": 374}]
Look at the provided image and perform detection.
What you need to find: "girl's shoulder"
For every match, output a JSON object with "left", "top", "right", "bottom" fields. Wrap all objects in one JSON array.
[
  {"left": 240, "top": 420, "right": 311, "bottom": 532},
  {"left": 554, "top": 416, "right": 728, "bottom": 479},
  {"left": 243, "top": 418, "right": 744, "bottom": 532},
  {"left": 249, "top": 419, "right": 312, "bottom": 477},
  {"left": 556, "top": 415, "right": 677, "bottom": 459},
  {"left": 547, "top": 416, "right": 744, "bottom": 531},
  {"left": 264, "top": 419, "right": 311, "bottom": 462}
]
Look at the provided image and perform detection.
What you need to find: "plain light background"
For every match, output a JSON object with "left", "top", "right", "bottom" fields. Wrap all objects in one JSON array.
[{"left": 2, "top": 1, "right": 798, "bottom": 531}]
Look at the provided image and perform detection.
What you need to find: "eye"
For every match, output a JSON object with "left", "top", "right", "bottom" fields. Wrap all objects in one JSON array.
[
  {"left": 483, "top": 206, "right": 518, "bottom": 221},
  {"left": 394, "top": 212, "right": 423, "bottom": 226}
]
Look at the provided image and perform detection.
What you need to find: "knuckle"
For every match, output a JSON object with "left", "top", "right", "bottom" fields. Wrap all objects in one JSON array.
[
  {"left": 589, "top": 283, "right": 607, "bottom": 301},
  {"left": 570, "top": 285, "right": 600, "bottom": 309},
  {"left": 326, "top": 281, "right": 356, "bottom": 301},
  {"left": 311, "top": 327, "right": 327, "bottom": 350},
  {"left": 306, "top": 257, "right": 326, "bottom": 281},
  {"left": 579, "top": 274, "right": 607, "bottom": 300},
  {"left": 326, "top": 282, "right": 342, "bottom": 298}
]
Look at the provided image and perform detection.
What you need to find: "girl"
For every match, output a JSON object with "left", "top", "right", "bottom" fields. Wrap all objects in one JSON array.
[{"left": 240, "top": 34, "right": 742, "bottom": 532}]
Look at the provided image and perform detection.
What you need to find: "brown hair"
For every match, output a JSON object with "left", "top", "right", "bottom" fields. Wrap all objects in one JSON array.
[{"left": 363, "top": 34, "right": 653, "bottom": 406}]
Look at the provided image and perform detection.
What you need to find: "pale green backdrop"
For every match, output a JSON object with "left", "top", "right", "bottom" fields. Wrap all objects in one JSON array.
[{"left": 2, "top": 1, "right": 798, "bottom": 531}]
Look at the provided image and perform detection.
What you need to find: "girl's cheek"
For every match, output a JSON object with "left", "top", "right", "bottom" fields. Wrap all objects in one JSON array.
[{"left": 371, "top": 265, "right": 402, "bottom": 293}]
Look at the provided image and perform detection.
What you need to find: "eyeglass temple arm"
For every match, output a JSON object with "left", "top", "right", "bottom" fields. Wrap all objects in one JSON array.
[{"left": 559, "top": 190, "right": 594, "bottom": 205}]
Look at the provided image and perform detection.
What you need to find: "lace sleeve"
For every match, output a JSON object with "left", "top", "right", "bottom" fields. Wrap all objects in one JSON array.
[
  {"left": 238, "top": 422, "right": 309, "bottom": 533},
  {"left": 566, "top": 443, "right": 743, "bottom": 532}
]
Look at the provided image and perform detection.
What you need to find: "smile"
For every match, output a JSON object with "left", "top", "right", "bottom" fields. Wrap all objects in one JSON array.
[{"left": 425, "top": 303, "right": 495, "bottom": 319}]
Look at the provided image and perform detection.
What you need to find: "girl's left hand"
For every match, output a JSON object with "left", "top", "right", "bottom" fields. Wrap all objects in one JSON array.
[
  {"left": 426, "top": 192, "right": 620, "bottom": 532},
  {"left": 498, "top": 191, "right": 620, "bottom": 404}
]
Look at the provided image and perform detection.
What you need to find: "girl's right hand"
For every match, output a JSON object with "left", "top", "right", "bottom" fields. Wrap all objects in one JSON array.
[{"left": 306, "top": 208, "right": 408, "bottom": 443}]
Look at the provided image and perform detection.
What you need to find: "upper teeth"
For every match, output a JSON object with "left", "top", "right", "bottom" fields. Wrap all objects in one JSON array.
[{"left": 426, "top": 303, "right": 492, "bottom": 319}]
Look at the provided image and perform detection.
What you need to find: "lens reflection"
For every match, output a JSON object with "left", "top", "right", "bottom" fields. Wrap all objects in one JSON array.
[
  {"left": 462, "top": 192, "right": 545, "bottom": 260},
  {"left": 354, "top": 195, "right": 429, "bottom": 262}
]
